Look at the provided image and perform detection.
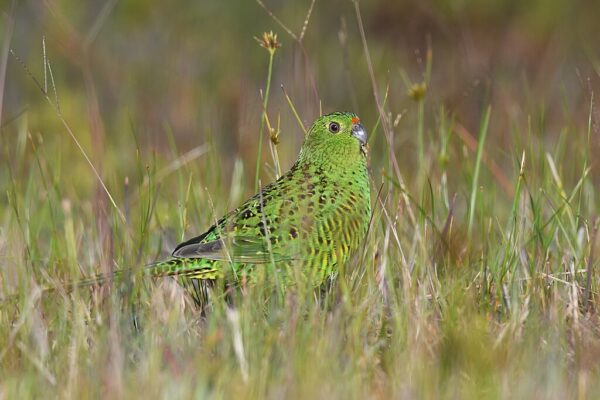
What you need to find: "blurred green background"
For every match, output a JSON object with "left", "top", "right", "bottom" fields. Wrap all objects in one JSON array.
[{"left": 4, "top": 0, "right": 600, "bottom": 190}]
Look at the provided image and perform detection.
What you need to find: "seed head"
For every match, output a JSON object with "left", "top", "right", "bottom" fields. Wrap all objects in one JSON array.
[
  {"left": 408, "top": 82, "right": 427, "bottom": 102},
  {"left": 269, "top": 128, "right": 280, "bottom": 145},
  {"left": 255, "top": 31, "right": 281, "bottom": 54}
]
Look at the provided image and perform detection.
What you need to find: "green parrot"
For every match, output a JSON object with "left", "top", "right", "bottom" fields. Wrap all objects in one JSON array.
[{"left": 72, "top": 112, "right": 371, "bottom": 305}]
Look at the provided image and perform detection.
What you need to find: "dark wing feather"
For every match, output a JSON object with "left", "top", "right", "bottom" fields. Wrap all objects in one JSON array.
[
  {"left": 172, "top": 234, "right": 294, "bottom": 264},
  {"left": 172, "top": 168, "right": 305, "bottom": 265}
]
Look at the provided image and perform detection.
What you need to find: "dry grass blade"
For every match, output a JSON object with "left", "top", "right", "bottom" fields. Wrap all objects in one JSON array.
[
  {"left": 299, "top": 0, "right": 316, "bottom": 42},
  {"left": 255, "top": 0, "right": 297, "bottom": 40},
  {"left": 352, "top": 0, "right": 418, "bottom": 230},
  {"left": 281, "top": 84, "right": 307, "bottom": 134},
  {"left": 9, "top": 48, "right": 127, "bottom": 225}
]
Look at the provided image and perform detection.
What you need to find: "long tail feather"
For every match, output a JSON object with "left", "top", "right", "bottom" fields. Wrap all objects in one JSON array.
[{"left": 1, "top": 258, "right": 221, "bottom": 302}]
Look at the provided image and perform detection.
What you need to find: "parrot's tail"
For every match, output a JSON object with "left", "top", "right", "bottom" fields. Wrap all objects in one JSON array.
[{"left": 1, "top": 258, "right": 222, "bottom": 306}]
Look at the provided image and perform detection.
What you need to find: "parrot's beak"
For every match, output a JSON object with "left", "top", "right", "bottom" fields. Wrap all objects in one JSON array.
[{"left": 351, "top": 123, "right": 367, "bottom": 145}]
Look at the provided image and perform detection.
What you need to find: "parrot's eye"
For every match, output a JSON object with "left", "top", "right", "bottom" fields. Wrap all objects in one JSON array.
[{"left": 328, "top": 122, "right": 340, "bottom": 133}]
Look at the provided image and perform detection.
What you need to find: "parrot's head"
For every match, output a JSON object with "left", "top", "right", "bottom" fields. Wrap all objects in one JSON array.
[{"left": 298, "top": 111, "right": 368, "bottom": 167}]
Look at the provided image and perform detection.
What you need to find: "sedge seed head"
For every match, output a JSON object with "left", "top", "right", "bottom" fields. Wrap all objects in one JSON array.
[
  {"left": 269, "top": 128, "right": 280, "bottom": 145},
  {"left": 408, "top": 82, "right": 427, "bottom": 102},
  {"left": 255, "top": 31, "right": 281, "bottom": 54}
]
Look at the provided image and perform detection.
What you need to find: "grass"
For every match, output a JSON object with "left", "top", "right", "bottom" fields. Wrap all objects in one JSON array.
[{"left": 2, "top": 1, "right": 600, "bottom": 398}]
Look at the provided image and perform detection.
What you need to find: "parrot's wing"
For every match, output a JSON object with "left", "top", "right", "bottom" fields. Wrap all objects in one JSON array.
[{"left": 172, "top": 235, "right": 295, "bottom": 264}]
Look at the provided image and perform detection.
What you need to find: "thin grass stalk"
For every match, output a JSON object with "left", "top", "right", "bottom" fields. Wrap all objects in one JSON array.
[
  {"left": 468, "top": 106, "right": 491, "bottom": 239},
  {"left": 254, "top": 46, "right": 276, "bottom": 191}
]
